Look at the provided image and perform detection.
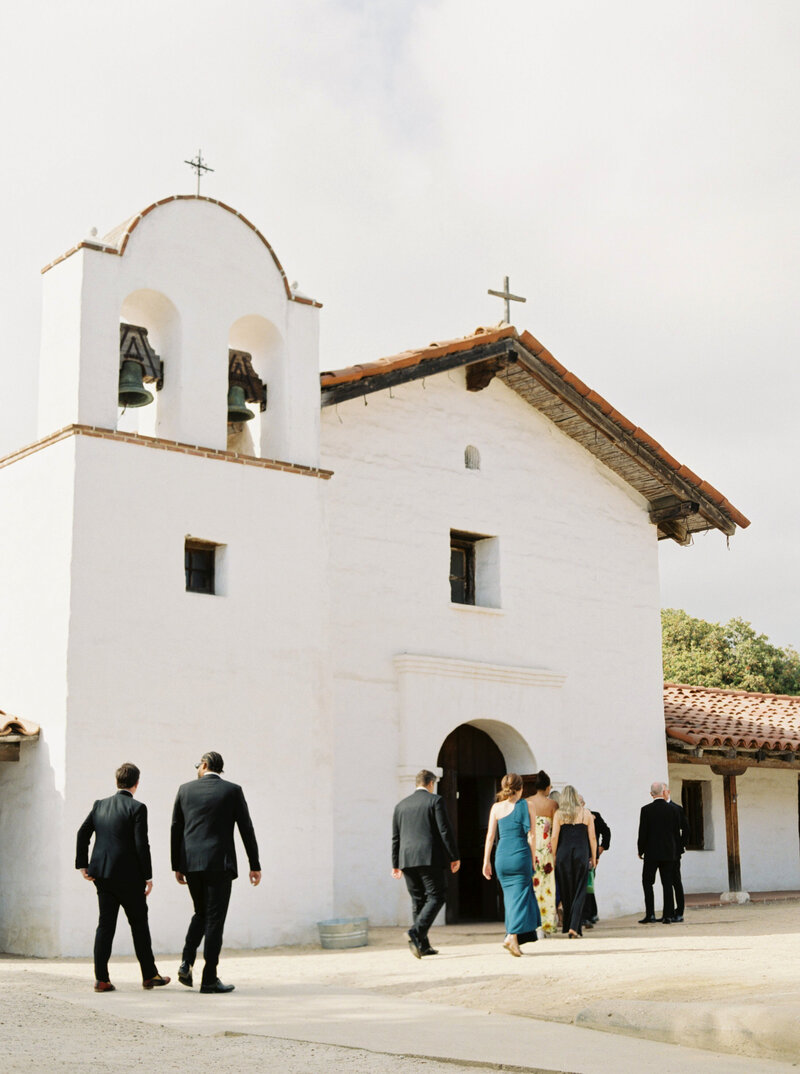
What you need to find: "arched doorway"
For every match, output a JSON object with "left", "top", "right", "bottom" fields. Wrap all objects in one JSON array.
[{"left": 437, "top": 724, "right": 506, "bottom": 923}]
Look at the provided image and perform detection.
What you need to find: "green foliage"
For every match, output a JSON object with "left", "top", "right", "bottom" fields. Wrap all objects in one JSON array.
[{"left": 662, "top": 609, "right": 800, "bottom": 696}]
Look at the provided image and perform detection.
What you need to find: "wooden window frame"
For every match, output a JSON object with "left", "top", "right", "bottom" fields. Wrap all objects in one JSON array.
[
  {"left": 681, "top": 779, "right": 706, "bottom": 851},
  {"left": 185, "top": 539, "right": 217, "bottom": 595},
  {"left": 450, "top": 531, "right": 477, "bottom": 605}
]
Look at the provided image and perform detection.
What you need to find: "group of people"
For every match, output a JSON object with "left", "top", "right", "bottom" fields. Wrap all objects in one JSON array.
[
  {"left": 392, "top": 769, "right": 611, "bottom": 957},
  {"left": 76, "top": 752, "right": 261, "bottom": 993},
  {"left": 78, "top": 760, "right": 683, "bottom": 990}
]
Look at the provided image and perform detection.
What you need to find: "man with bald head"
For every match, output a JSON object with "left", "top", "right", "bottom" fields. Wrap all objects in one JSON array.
[{"left": 637, "top": 780, "right": 682, "bottom": 924}]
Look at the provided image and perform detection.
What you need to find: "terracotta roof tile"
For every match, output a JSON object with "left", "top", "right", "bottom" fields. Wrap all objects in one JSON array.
[
  {"left": 0, "top": 711, "right": 40, "bottom": 737},
  {"left": 320, "top": 324, "right": 517, "bottom": 388},
  {"left": 664, "top": 683, "right": 800, "bottom": 753}
]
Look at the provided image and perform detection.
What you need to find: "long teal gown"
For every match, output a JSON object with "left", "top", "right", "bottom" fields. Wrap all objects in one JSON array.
[{"left": 495, "top": 798, "right": 541, "bottom": 944}]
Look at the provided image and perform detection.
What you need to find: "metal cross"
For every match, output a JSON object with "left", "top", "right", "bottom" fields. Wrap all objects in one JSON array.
[
  {"left": 184, "top": 149, "right": 214, "bottom": 195},
  {"left": 487, "top": 275, "right": 526, "bottom": 324}
]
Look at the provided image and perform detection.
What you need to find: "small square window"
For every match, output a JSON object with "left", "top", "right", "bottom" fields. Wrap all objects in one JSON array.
[{"left": 185, "top": 539, "right": 217, "bottom": 594}]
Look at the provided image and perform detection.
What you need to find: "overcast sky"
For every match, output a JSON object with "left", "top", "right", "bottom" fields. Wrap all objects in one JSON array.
[{"left": 1, "top": 1, "right": 797, "bottom": 648}]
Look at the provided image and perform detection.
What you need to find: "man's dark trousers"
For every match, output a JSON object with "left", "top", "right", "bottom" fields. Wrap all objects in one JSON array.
[
  {"left": 403, "top": 866, "right": 446, "bottom": 947},
  {"left": 672, "top": 857, "right": 685, "bottom": 917},
  {"left": 182, "top": 872, "right": 233, "bottom": 987},
  {"left": 642, "top": 859, "right": 675, "bottom": 920},
  {"left": 94, "top": 878, "right": 157, "bottom": 983}
]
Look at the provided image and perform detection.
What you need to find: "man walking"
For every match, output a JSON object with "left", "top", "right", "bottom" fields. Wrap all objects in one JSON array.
[
  {"left": 171, "top": 751, "right": 261, "bottom": 994},
  {"left": 667, "top": 785, "right": 689, "bottom": 922},
  {"left": 76, "top": 762, "right": 169, "bottom": 992},
  {"left": 391, "top": 769, "right": 460, "bottom": 958},
  {"left": 637, "top": 780, "right": 682, "bottom": 924}
]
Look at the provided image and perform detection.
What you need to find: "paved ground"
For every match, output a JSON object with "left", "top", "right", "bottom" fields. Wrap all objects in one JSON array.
[{"left": 2, "top": 902, "right": 800, "bottom": 1073}]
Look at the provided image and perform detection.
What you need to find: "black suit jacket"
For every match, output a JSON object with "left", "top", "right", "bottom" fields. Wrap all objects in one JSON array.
[
  {"left": 637, "top": 798, "right": 681, "bottom": 860},
  {"left": 171, "top": 774, "right": 260, "bottom": 879},
  {"left": 592, "top": 810, "right": 611, "bottom": 851},
  {"left": 392, "top": 788, "right": 458, "bottom": 870},
  {"left": 75, "top": 789, "right": 152, "bottom": 884}
]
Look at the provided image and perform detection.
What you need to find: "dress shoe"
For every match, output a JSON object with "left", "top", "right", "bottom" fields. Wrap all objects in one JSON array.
[
  {"left": 199, "top": 979, "right": 235, "bottom": 994},
  {"left": 407, "top": 929, "right": 422, "bottom": 959},
  {"left": 94, "top": 980, "right": 115, "bottom": 993},
  {"left": 659, "top": 916, "right": 674, "bottom": 924},
  {"left": 672, "top": 914, "right": 684, "bottom": 922},
  {"left": 638, "top": 915, "right": 657, "bottom": 924},
  {"left": 420, "top": 946, "right": 438, "bottom": 956},
  {"left": 142, "top": 974, "right": 171, "bottom": 989},
  {"left": 177, "top": 961, "right": 193, "bottom": 988}
]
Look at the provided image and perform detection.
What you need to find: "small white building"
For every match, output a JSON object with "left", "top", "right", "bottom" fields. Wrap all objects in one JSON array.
[
  {"left": 666, "top": 683, "right": 800, "bottom": 895},
  {"left": 0, "top": 196, "right": 749, "bottom": 956}
]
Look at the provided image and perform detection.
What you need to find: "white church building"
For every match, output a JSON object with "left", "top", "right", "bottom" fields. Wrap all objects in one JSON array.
[{"left": 0, "top": 195, "right": 751, "bottom": 957}]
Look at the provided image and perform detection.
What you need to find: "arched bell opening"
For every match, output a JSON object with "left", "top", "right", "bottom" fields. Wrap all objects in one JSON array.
[
  {"left": 436, "top": 721, "right": 537, "bottom": 924},
  {"left": 118, "top": 290, "right": 180, "bottom": 437},
  {"left": 227, "top": 315, "right": 284, "bottom": 458}
]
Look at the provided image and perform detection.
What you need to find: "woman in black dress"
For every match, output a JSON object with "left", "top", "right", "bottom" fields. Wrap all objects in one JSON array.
[{"left": 551, "top": 785, "right": 596, "bottom": 938}]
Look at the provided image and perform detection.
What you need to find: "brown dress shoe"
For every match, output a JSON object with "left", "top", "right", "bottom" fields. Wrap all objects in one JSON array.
[
  {"left": 142, "top": 974, "right": 171, "bottom": 989},
  {"left": 94, "top": 981, "right": 116, "bottom": 993}
]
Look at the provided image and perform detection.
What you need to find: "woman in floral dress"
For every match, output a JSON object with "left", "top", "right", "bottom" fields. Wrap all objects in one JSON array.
[{"left": 525, "top": 770, "right": 558, "bottom": 933}]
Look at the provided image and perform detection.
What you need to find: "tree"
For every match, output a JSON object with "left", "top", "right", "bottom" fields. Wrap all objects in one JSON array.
[{"left": 661, "top": 609, "right": 800, "bottom": 696}]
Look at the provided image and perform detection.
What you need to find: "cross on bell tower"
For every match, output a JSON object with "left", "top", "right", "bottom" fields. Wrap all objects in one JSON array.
[
  {"left": 487, "top": 275, "right": 526, "bottom": 324},
  {"left": 184, "top": 149, "right": 214, "bottom": 195}
]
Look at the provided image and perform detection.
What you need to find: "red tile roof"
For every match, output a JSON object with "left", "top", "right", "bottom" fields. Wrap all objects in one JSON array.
[
  {"left": 321, "top": 325, "right": 749, "bottom": 533},
  {"left": 0, "top": 711, "right": 40, "bottom": 737},
  {"left": 665, "top": 683, "right": 800, "bottom": 752}
]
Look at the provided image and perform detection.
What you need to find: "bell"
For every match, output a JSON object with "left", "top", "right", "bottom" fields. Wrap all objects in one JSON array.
[
  {"left": 118, "top": 360, "right": 154, "bottom": 408},
  {"left": 227, "top": 384, "right": 254, "bottom": 423}
]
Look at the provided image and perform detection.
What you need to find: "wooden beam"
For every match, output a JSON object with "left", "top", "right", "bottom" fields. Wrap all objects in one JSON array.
[
  {"left": 667, "top": 750, "right": 800, "bottom": 772},
  {"left": 657, "top": 518, "right": 692, "bottom": 546},
  {"left": 466, "top": 359, "right": 506, "bottom": 392},
  {"left": 507, "top": 341, "right": 738, "bottom": 536},
  {"left": 649, "top": 500, "right": 701, "bottom": 524},
  {"left": 723, "top": 772, "right": 742, "bottom": 891},
  {"left": 320, "top": 338, "right": 517, "bottom": 407},
  {"left": 711, "top": 762, "right": 749, "bottom": 777}
]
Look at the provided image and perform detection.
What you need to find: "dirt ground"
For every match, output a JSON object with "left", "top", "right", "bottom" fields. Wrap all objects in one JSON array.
[
  {"left": 2, "top": 902, "right": 799, "bottom": 1072},
  {"left": 214, "top": 902, "right": 800, "bottom": 1015}
]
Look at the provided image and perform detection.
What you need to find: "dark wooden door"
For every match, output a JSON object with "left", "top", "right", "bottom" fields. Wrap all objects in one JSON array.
[{"left": 437, "top": 724, "right": 506, "bottom": 923}]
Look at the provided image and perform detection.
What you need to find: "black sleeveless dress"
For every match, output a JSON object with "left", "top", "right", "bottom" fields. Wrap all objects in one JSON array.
[{"left": 555, "top": 822, "right": 590, "bottom": 935}]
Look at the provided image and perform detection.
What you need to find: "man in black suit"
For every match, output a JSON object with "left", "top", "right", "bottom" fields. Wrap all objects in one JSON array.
[
  {"left": 76, "top": 762, "right": 169, "bottom": 993},
  {"left": 171, "top": 751, "right": 261, "bottom": 994},
  {"left": 391, "top": 769, "right": 460, "bottom": 958},
  {"left": 667, "top": 785, "right": 689, "bottom": 922},
  {"left": 637, "top": 780, "right": 682, "bottom": 924}
]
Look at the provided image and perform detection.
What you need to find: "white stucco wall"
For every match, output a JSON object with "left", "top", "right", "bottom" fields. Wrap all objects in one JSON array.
[
  {"left": 0, "top": 440, "right": 75, "bottom": 954},
  {"left": 670, "top": 763, "right": 800, "bottom": 893},
  {"left": 53, "top": 434, "right": 333, "bottom": 955},
  {"left": 321, "top": 368, "right": 668, "bottom": 926}
]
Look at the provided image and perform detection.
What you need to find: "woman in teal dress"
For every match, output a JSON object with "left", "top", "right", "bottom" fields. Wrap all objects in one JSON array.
[{"left": 482, "top": 773, "right": 541, "bottom": 956}]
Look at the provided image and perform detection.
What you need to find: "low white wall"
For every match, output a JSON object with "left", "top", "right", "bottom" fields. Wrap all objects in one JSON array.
[{"left": 670, "top": 763, "right": 800, "bottom": 893}]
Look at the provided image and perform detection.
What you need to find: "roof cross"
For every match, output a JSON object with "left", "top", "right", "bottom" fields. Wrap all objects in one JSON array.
[
  {"left": 184, "top": 149, "right": 214, "bottom": 195},
  {"left": 487, "top": 275, "right": 526, "bottom": 324}
]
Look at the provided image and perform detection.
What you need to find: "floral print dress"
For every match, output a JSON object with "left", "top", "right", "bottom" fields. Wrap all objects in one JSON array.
[{"left": 532, "top": 814, "right": 557, "bottom": 933}]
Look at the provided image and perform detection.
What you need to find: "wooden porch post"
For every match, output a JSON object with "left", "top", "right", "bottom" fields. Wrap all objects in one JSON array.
[
  {"left": 723, "top": 773, "right": 742, "bottom": 891},
  {"left": 711, "top": 763, "right": 748, "bottom": 892}
]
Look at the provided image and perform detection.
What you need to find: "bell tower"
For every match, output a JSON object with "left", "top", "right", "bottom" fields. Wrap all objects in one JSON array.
[{"left": 37, "top": 195, "right": 323, "bottom": 467}]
